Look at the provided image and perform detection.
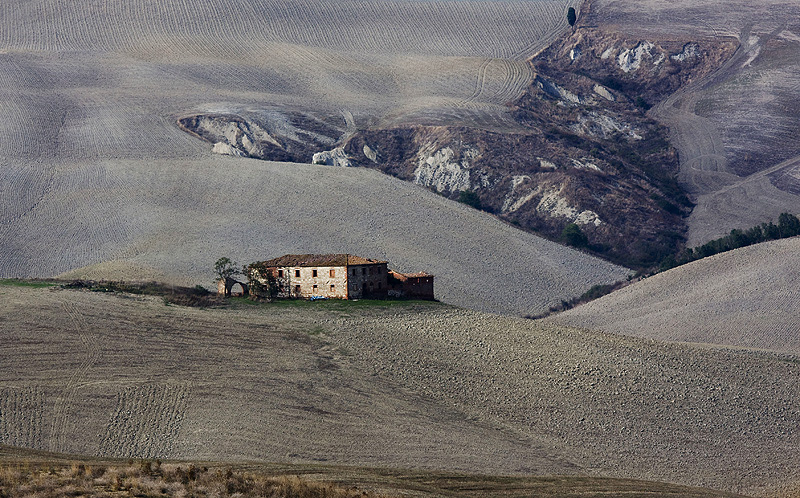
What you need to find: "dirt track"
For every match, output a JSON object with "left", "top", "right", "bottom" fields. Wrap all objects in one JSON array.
[
  {"left": 0, "top": 284, "right": 798, "bottom": 496},
  {"left": 649, "top": 23, "right": 800, "bottom": 246}
]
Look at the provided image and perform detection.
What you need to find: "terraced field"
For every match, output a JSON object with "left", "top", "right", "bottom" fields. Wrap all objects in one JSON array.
[
  {"left": 0, "top": 0, "right": 577, "bottom": 132},
  {"left": 0, "top": 0, "right": 570, "bottom": 56},
  {"left": 0, "top": 284, "right": 798, "bottom": 496},
  {"left": 0, "top": 387, "right": 46, "bottom": 451},
  {"left": 548, "top": 237, "right": 800, "bottom": 354}
]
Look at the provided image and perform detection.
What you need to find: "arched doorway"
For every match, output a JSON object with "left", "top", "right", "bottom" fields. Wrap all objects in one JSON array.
[{"left": 230, "top": 282, "right": 245, "bottom": 296}]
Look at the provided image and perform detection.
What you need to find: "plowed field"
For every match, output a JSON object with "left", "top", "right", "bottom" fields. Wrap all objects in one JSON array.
[
  {"left": 589, "top": 0, "right": 800, "bottom": 245},
  {"left": 0, "top": 0, "right": 624, "bottom": 317},
  {"left": 0, "top": 284, "right": 797, "bottom": 496},
  {"left": 548, "top": 237, "right": 800, "bottom": 355}
]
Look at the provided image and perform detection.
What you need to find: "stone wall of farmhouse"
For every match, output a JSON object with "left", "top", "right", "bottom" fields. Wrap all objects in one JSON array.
[
  {"left": 391, "top": 276, "right": 434, "bottom": 300},
  {"left": 261, "top": 262, "right": 389, "bottom": 299},
  {"left": 347, "top": 263, "right": 388, "bottom": 299},
  {"left": 279, "top": 265, "right": 350, "bottom": 299}
]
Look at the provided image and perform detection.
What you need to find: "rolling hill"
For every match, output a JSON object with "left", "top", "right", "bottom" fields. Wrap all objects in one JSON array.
[
  {"left": 548, "top": 236, "right": 800, "bottom": 354},
  {"left": 0, "top": 0, "right": 630, "bottom": 317},
  {"left": 2, "top": 2, "right": 800, "bottom": 496},
  {"left": 0, "top": 283, "right": 797, "bottom": 496},
  {"left": 586, "top": 0, "right": 800, "bottom": 246}
]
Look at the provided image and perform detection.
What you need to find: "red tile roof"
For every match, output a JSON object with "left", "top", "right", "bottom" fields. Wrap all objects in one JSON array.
[
  {"left": 260, "top": 254, "right": 387, "bottom": 267},
  {"left": 389, "top": 270, "right": 434, "bottom": 281}
]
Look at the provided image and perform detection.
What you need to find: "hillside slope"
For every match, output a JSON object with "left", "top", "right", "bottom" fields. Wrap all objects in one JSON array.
[
  {"left": 0, "top": 284, "right": 797, "bottom": 496},
  {"left": 586, "top": 0, "right": 800, "bottom": 245},
  {"left": 0, "top": 0, "right": 629, "bottom": 316},
  {"left": 548, "top": 237, "right": 800, "bottom": 354},
  {"left": 183, "top": 23, "right": 736, "bottom": 268},
  {"left": 3, "top": 156, "right": 627, "bottom": 316}
]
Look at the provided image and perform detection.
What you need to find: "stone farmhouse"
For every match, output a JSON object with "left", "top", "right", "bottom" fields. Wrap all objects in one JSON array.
[{"left": 246, "top": 253, "right": 434, "bottom": 300}]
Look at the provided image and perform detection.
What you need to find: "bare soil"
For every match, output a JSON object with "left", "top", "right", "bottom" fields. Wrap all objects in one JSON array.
[
  {"left": 547, "top": 236, "right": 800, "bottom": 355},
  {"left": 0, "top": 284, "right": 798, "bottom": 496}
]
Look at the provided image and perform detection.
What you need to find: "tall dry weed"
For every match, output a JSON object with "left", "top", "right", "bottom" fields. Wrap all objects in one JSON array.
[{"left": 0, "top": 462, "right": 392, "bottom": 498}]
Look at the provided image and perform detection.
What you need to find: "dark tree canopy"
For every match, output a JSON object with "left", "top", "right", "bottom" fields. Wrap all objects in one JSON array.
[
  {"left": 658, "top": 212, "right": 800, "bottom": 272},
  {"left": 778, "top": 212, "right": 800, "bottom": 237},
  {"left": 244, "top": 261, "right": 280, "bottom": 300},
  {"left": 458, "top": 190, "right": 482, "bottom": 210},
  {"left": 562, "top": 223, "right": 588, "bottom": 247},
  {"left": 567, "top": 7, "right": 577, "bottom": 26}
]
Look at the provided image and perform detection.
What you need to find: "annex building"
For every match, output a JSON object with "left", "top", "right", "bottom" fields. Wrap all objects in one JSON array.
[{"left": 249, "top": 253, "right": 434, "bottom": 300}]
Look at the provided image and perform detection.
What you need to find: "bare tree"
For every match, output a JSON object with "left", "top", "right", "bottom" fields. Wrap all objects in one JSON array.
[
  {"left": 214, "top": 257, "right": 245, "bottom": 296},
  {"left": 214, "top": 257, "right": 240, "bottom": 282}
]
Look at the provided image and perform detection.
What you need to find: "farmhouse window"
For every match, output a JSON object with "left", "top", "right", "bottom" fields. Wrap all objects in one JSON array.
[
  {"left": 330, "top": 269, "right": 335, "bottom": 277},
  {"left": 294, "top": 284, "right": 300, "bottom": 293},
  {"left": 313, "top": 284, "right": 318, "bottom": 292},
  {"left": 312, "top": 269, "right": 318, "bottom": 277},
  {"left": 330, "top": 284, "right": 335, "bottom": 291},
  {"left": 277, "top": 269, "right": 283, "bottom": 278},
  {"left": 351, "top": 268, "right": 356, "bottom": 276},
  {"left": 295, "top": 269, "right": 300, "bottom": 277}
]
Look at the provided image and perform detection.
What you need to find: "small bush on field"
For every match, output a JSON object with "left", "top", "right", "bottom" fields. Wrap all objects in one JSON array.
[
  {"left": 567, "top": 6, "right": 577, "bottom": 26},
  {"left": 561, "top": 223, "right": 588, "bottom": 248},
  {"left": 526, "top": 280, "right": 627, "bottom": 319},
  {"left": 457, "top": 189, "right": 482, "bottom": 209}
]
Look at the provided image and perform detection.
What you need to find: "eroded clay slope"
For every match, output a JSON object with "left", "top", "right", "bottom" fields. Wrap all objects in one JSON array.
[
  {"left": 183, "top": 26, "right": 735, "bottom": 268},
  {"left": 587, "top": 0, "right": 800, "bottom": 245}
]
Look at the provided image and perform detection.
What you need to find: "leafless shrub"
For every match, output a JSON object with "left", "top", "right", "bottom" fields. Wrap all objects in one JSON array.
[{"left": 0, "top": 462, "right": 392, "bottom": 498}]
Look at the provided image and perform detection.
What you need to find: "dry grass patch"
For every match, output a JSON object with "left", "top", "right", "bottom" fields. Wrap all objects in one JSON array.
[
  {"left": 60, "top": 280, "right": 226, "bottom": 308},
  {"left": 0, "top": 460, "right": 390, "bottom": 498},
  {"left": 0, "top": 453, "right": 750, "bottom": 498}
]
